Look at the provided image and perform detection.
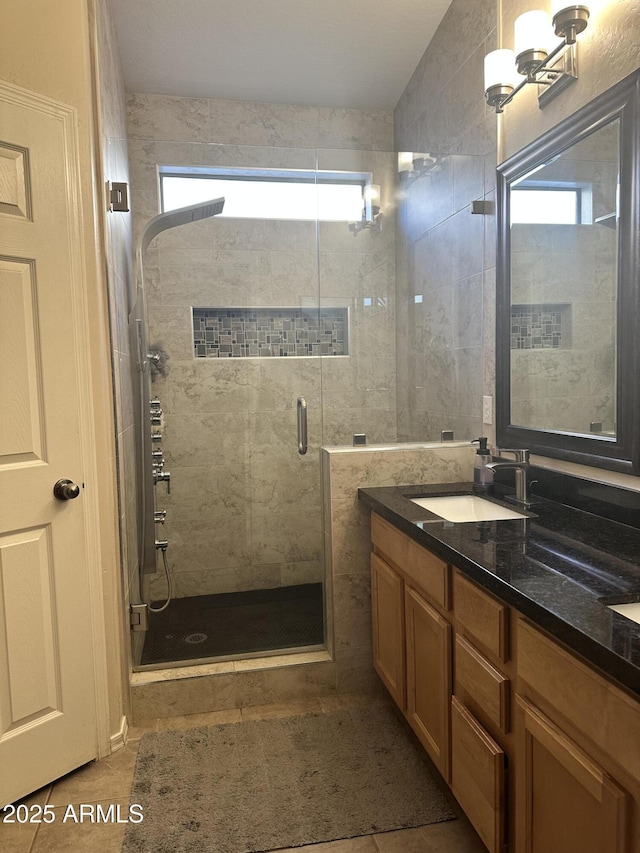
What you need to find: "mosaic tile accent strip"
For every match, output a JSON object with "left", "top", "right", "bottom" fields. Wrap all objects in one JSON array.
[
  {"left": 193, "top": 307, "right": 348, "bottom": 358},
  {"left": 511, "top": 303, "right": 571, "bottom": 350}
]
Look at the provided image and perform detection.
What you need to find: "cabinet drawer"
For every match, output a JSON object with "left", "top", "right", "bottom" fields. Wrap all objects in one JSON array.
[
  {"left": 455, "top": 634, "right": 509, "bottom": 734},
  {"left": 371, "top": 513, "right": 450, "bottom": 609},
  {"left": 518, "top": 619, "right": 640, "bottom": 783},
  {"left": 451, "top": 696, "right": 506, "bottom": 853},
  {"left": 454, "top": 571, "right": 508, "bottom": 662}
]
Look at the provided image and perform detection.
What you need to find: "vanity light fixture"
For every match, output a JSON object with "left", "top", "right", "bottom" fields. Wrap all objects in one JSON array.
[
  {"left": 484, "top": 3, "right": 590, "bottom": 113},
  {"left": 348, "top": 183, "right": 382, "bottom": 235},
  {"left": 396, "top": 152, "right": 442, "bottom": 184}
]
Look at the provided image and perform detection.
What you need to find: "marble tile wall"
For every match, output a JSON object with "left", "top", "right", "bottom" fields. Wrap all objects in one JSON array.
[
  {"left": 126, "top": 95, "right": 396, "bottom": 601},
  {"left": 317, "top": 148, "right": 397, "bottom": 447},
  {"left": 322, "top": 442, "right": 476, "bottom": 695},
  {"left": 393, "top": 0, "right": 498, "bottom": 446},
  {"left": 126, "top": 92, "right": 393, "bottom": 153}
]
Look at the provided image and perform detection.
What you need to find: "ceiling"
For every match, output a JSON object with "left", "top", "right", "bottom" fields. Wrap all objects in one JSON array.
[{"left": 110, "top": 0, "right": 453, "bottom": 111}]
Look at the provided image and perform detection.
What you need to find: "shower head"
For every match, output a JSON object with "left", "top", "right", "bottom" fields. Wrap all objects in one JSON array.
[
  {"left": 139, "top": 197, "right": 225, "bottom": 255},
  {"left": 131, "top": 196, "right": 226, "bottom": 367}
]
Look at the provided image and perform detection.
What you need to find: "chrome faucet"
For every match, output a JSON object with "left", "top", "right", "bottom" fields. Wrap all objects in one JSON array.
[{"left": 486, "top": 448, "right": 532, "bottom": 507}]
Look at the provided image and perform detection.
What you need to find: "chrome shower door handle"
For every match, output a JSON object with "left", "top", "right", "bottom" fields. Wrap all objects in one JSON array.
[{"left": 297, "top": 396, "right": 308, "bottom": 455}]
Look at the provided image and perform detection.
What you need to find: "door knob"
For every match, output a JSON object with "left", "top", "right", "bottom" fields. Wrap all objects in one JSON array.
[{"left": 53, "top": 479, "right": 80, "bottom": 501}]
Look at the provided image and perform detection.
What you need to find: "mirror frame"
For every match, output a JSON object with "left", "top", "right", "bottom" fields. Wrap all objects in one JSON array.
[{"left": 496, "top": 68, "right": 640, "bottom": 474}]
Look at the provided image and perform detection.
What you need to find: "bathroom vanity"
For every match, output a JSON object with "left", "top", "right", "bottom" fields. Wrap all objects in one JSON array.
[{"left": 358, "top": 483, "right": 640, "bottom": 853}]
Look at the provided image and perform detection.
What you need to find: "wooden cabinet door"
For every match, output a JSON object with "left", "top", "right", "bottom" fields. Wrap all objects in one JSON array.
[
  {"left": 516, "top": 697, "right": 629, "bottom": 853},
  {"left": 405, "top": 585, "right": 452, "bottom": 780},
  {"left": 451, "top": 696, "right": 506, "bottom": 853},
  {"left": 371, "top": 553, "right": 405, "bottom": 708}
]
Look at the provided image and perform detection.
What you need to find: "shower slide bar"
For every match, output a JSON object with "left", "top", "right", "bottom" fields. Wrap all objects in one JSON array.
[
  {"left": 133, "top": 197, "right": 225, "bottom": 587},
  {"left": 297, "top": 396, "right": 308, "bottom": 455}
]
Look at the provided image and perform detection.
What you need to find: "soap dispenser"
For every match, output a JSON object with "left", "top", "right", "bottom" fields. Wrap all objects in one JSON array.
[{"left": 472, "top": 437, "right": 494, "bottom": 491}]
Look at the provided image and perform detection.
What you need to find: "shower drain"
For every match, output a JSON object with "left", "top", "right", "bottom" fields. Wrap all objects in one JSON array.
[{"left": 184, "top": 632, "right": 208, "bottom": 645}]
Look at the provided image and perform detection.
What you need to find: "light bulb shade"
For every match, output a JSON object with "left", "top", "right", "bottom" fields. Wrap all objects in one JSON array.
[
  {"left": 484, "top": 49, "right": 518, "bottom": 91},
  {"left": 364, "top": 184, "right": 380, "bottom": 205},
  {"left": 514, "top": 10, "right": 552, "bottom": 56},
  {"left": 363, "top": 184, "right": 381, "bottom": 219},
  {"left": 397, "top": 152, "right": 414, "bottom": 173}
]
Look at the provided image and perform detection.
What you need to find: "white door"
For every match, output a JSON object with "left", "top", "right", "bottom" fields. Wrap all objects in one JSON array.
[{"left": 0, "top": 81, "right": 98, "bottom": 803}]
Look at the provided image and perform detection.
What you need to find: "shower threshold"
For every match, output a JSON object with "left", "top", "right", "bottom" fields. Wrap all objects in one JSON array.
[{"left": 138, "top": 582, "right": 324, "bottom": 669}]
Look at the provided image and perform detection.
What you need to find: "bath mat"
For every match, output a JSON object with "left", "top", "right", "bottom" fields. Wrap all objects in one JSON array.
[{"left": 122, "top": 704, "right": 455, "bottom": 853}]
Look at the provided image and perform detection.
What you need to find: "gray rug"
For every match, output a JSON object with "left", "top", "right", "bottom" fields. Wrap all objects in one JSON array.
[{"left": 122, "top": 704, "right": 455, "bottom": 853}]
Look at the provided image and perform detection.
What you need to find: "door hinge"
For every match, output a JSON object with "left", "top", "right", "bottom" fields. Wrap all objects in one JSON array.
[
  {"left": 130, "top": 603, "right": 149, "bottom": 631},
  {"left": 107, "top": 181, "right": 130, "bottom": 212}
]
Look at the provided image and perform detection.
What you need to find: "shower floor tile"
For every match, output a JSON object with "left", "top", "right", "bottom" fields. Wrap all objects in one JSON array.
[{"left": 140, "top": 583, "right": 324, "bottom": 666}]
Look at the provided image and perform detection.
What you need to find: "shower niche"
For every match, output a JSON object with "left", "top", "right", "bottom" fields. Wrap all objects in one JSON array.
[{"left": 192, "top": 306, "right": 349, "bottom": 359}]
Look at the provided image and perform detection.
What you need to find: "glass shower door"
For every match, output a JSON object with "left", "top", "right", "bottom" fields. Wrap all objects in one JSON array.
[{"left": 133, "top": 143, "right": 326, "bottom": 669}]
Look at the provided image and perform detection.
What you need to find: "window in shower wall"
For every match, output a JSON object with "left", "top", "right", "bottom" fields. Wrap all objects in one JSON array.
[{"left": 159, "top": 166, "right": 371, "bottom": 222}]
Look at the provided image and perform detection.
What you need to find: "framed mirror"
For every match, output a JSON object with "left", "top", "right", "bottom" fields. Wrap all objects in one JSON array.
[{"left": 496, "top": 69, "right": 640, "bottom": 473}]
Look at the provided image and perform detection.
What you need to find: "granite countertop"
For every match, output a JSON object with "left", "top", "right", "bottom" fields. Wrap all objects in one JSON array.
[{"left": 358, "top": 482, "right": 640, "bottom": 697}]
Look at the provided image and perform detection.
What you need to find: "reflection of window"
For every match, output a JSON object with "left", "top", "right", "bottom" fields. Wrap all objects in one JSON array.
[
  {"left": 511, "top": 187, "right": 581, "bottom": 224},
  {"left": 160, "top": 167, "right": 367, "bottom": 222}
]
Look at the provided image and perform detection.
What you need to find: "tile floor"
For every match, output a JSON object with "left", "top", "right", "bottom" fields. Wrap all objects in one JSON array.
[{"left": 2, "top": 695, "right": 486, "bottom": 853}]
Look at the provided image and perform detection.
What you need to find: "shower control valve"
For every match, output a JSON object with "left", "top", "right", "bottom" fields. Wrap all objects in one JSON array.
[
  {"left": 151, "top": 450, "right": 164, "bottom": 461},
  {"left": 150, "top": 413, "right": 162, "bottom": 425},
  {"left": 150, "top": 398, "right": 162, "bottom": 409},
  {"left": 154, "top": 510, "right": 167, "bottom": 525},
  {"left": 151, "top": 432, "right": 162, "bottom": 443}
]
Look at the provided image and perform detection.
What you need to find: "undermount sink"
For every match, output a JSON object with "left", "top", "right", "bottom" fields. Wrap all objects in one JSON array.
[
  {"left": 600, "top": 594, "right": 640, "bottom": 626},
  {"left": 410, "top": 494, "right": 528, "bottom": 523},
  {"left": 607, "top": 603, "right": 640, "bottom": 625}
]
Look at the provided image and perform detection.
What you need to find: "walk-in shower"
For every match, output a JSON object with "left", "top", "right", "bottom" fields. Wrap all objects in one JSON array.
[
  {"left": 130, "top": 193, "right": 325, "bottom": 669},
  {"left": 126, "top": 141, "right": 402, "bottom": 673}
]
